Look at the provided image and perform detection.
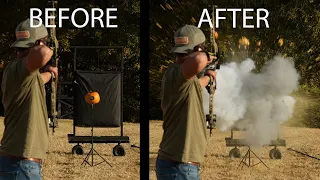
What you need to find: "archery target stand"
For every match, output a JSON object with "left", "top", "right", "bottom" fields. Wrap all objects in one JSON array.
[
  {"left": 225, "top": 128, "right": 286, "bottom": 159},
  {"left": 67, "top": 46, "right": 130, "bottom": 161}
]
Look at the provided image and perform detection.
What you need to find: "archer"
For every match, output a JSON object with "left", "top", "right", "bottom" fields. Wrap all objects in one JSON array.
[
  {"left": 156, "top": 25, "right": 216, "bottom": 180},
  {"left": 0, "top": 18, "right": 57, "bottom": 180}
]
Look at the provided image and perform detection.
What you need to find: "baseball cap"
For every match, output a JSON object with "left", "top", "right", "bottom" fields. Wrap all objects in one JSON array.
[
  {"left": 170, "top": 25, "right": 206, "bottom": 54},
  {"left": 10, "top": 18, "right": 48, "bottom": 48}
]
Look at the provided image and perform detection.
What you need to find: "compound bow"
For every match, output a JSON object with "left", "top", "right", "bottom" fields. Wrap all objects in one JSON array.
[
  {"left": 206, "top": 4, "right": 219, "bottom": 137},
  {"left": 47, "top": 0, "right": 59, "bottom": 135}
]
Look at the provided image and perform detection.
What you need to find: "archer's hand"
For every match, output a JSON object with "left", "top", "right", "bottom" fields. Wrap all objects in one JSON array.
[
  {"left": 207, "top": 55, "right": 217, "bottom": 65},
  {"left": 205, "top": 70, "right": 216, "bottom": 80},
  {"left": 46, "top": 66, "right": 58, "bottom": 78}
]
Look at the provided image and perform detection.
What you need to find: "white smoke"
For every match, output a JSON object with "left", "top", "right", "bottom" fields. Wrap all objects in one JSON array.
[{"left": 202, "top": 55, "right": 300, "bottom": 146}]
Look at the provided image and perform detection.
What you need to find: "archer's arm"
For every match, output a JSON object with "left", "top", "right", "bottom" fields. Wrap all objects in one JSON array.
[
  {"left": 181, "top": 52, "right": 209, "bottom": 80},
  {"left": 25, "top": 43, "right": 53, "bottom": 73},
  {"left": 40, "top": 66, "right": 58, "bottom": 84},
  {"left": 199, "top": 75, "right": 211, "bottom": 88},
  {"left": 41, "top": 72, "right": 52, "bottom": 84}
]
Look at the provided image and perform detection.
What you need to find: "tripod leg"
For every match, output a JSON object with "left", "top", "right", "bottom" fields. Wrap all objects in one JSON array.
[
  {"left": 250, "top": 149, "right": 269, "bottom": 169},
  {"left": 81, "top": 148, "right": 94, "bottom": 166},
  {"left": 248, "top": 148, "right": 251, "bottom": 166},
  {"left": 93, "top": 149, "right": 112, "bottom": 167},
  {"left": 237, "top": 150, "right": 248, "bottom": 169},
  {"left": 243, "top": 150, "right": 250, "bottom": 168}
]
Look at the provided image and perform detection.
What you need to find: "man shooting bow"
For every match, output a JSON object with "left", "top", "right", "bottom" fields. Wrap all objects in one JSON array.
[
  {"left": 156, "top": 25, "right": 216, "bottom": 180},
  {"left": 0, "top": 18, "right": 57, "bottom": 180}
]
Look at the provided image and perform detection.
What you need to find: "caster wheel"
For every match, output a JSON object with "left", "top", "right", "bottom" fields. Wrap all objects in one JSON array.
[
  {"left": 229, "top": 148, "right": 241, "bottom": 158},
  {"left": 269, "top": 148, "right": 282, "bottom": 159},
  {"left": 113, "top": 145, "right": 125, "bottom": 156},
  {"left": 72, "top": 145, "right": 84, "bottom": 155}
]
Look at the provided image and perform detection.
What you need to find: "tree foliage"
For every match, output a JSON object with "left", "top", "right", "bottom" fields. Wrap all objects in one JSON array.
[{"left": 150, "top": 0, "right": 320, "bottom": 120}]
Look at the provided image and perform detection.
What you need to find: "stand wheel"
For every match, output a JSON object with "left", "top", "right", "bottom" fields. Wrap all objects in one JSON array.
[
  {"left": 229, "top": 147, "right": 241, "bottom": 158},
  {"left": 113, "top": 145, "right": 125, "bottom": 156},
  {"left": 72, "top": 145, "right": 84, "bottom": 155},
  {"left": 269, "top": 148, "right": 282, "bottom": 159}
]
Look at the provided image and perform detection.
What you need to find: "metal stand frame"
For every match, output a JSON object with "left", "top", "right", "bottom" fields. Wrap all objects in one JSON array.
[
  {"left": 237, "top": 146, "right": 269, "bottom": 169},
  {"left": 226, "top": 128, "right": 286, "bottom": 159},
  {"left": 81, "top": 127, "right": 112, "bottom": 167},
  {"left": 81, "top": 104, "right": 112, "bottom": 167}
]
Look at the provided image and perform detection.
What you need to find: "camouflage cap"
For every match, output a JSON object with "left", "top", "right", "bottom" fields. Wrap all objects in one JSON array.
[
  {"left": 10, "top": 18, "right": 48, "bottom": 48},
  {"left": 170, "top": 25, "right": 206, "bottom": 54}
]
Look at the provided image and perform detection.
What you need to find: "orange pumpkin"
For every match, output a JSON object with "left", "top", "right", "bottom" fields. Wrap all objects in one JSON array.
[{"left": 85, "top": 91, "right": 100, "bottom": 105}]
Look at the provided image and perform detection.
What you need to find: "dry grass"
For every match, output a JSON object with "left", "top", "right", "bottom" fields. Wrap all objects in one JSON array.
[
  {"left": 150, "top": 121, "right": 320, "bottom": 180},
  {"left": 0, "top": 93, "right": 319, "bottom": 180},
  {"left": 0, "top": 118, "right": 140, "bottom": 180},
  {"left": 150, "top": 93, "right": 320, "bottom": 180},
  {"left": 284, "top": 93, "right": 320, "bottom": 128}
]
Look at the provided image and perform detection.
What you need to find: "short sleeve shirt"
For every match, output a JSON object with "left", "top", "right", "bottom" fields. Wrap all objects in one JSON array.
[
  {"left": 0, "top": 57, "right": 49, "bottom": 159},
  {"left": 158, "top": 64, "right": 207, "bottom": 163}
]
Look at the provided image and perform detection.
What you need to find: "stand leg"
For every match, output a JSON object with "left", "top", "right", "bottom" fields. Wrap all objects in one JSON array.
[
  {"left": 237, "top": 146, "right": 269, "bottom": 169},
  {"left": 81, "top": 148, "right": 93, "bottom": 166},
  {"left": 249, "top": 149, "right": 269, "bottom": 168},
  {"left": 91, "top": 126, "right": 93, "bottom": 166},
  {"left": 237, "top": 149, "right": 249, "bottom": 169},
  {"left": 93, "top": 149, "right": 112, "bottom": 167},
  {"left": 81, "top": 104, "right": 112, "bottom": 167},
  {"left": 248, "top": 148, "right": 251, "bottom": 166}
]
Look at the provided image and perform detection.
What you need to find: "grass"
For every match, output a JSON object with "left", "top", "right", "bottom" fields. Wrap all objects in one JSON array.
[
  {"left": 0, "top": 119, "right": 140, "bottom": 180},
  {"left": 286, "top": 92, "right": 320, "bottom": 128},
  {"left": 150, "top": 121, "right": 320, "bottom": 180},
  {"left": 149, "top": 93, "right": 320, "bottom": 180}
]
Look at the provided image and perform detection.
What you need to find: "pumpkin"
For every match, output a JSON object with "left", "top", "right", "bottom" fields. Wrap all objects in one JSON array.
[{"left": 85, "top": 91, "right": 100, "bottom": 105}]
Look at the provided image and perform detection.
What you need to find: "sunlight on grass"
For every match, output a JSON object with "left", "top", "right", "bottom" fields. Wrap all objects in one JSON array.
[{"left": 0, "top": 119, "right": 140, "bottom": 180}]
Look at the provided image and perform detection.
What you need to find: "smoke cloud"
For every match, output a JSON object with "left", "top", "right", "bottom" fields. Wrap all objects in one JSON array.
[{"left": 202, "top": 55, "right": 300, "bottom": 146}]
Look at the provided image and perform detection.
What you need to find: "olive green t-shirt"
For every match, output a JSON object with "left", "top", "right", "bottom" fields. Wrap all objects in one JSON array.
[
  {"left": 0, "top": 57, "right": 49, "bottom": 159},
  {"left": 158, "top": 64, "right": 207, "bottom": 163}
]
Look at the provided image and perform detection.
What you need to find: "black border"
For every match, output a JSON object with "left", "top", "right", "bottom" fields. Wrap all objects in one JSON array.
[{"left": 140, "top": 0, "right": 150, "bottom": 180}]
